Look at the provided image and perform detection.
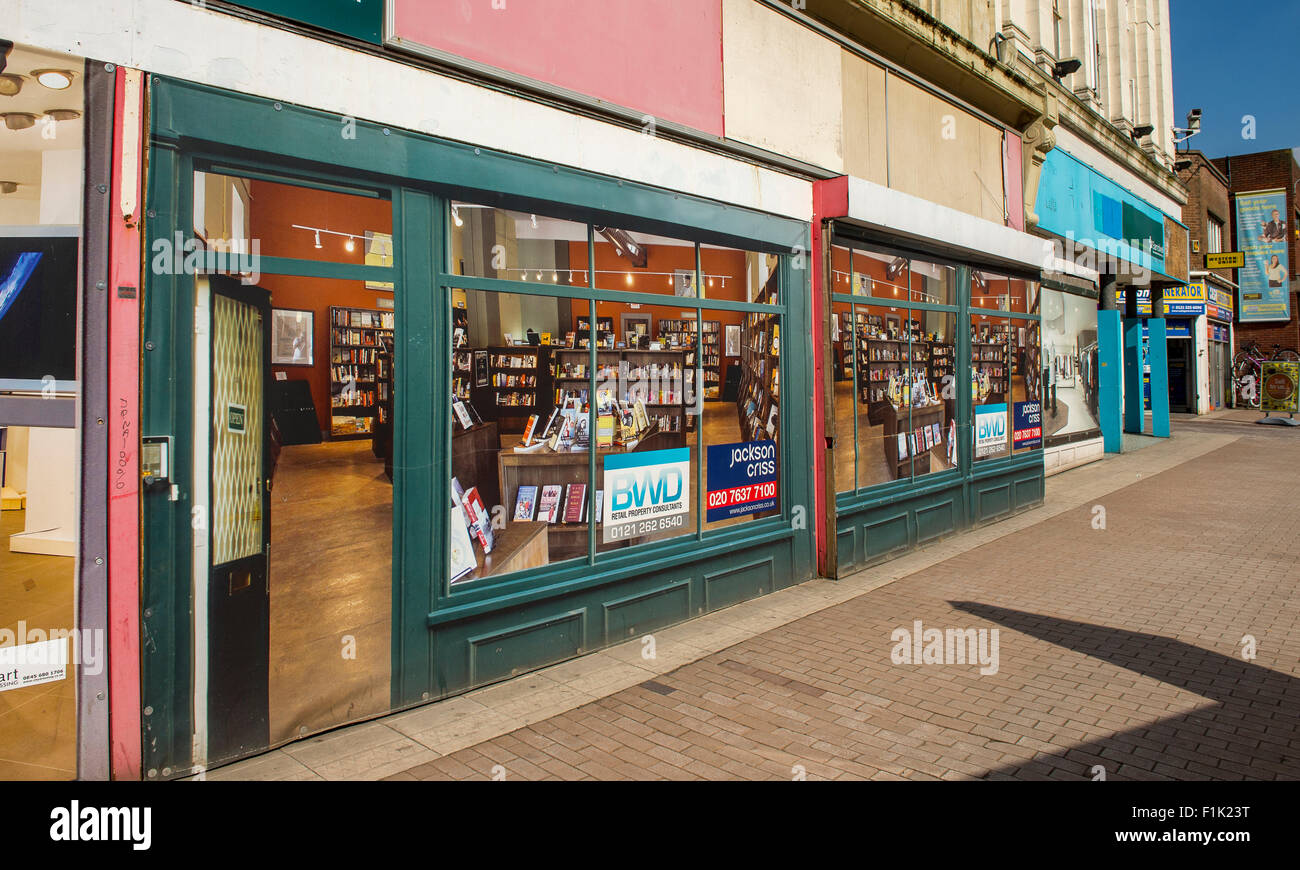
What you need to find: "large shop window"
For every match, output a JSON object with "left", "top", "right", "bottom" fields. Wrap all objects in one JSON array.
[
  {"left": 832, "top": 244, "right": 959, "bottom": 492},
  {"left": 444, "top": 208, "right": 782, "bottom": 590},
  {"left": 1039, "top": 287, "right": 1100, "bottom": 444},
  {"left": 972, "top": 271, "right": 1043, "bottom": 459}
]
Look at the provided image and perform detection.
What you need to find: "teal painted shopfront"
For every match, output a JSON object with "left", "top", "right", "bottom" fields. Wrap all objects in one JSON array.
[
  {"left": 139, "top": 76, "right": 815, "bottom": 777},
  {"left": 823, "top": 224, "right": 1046, "bottom": 575}
]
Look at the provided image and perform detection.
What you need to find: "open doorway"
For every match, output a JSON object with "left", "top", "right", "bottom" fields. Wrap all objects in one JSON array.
[{"left": 192, "top": 171, "right": 396, "bottom": 767}]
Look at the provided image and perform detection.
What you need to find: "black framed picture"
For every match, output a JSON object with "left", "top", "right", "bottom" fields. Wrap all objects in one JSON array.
[
  {"left": 270, "top": 308, "right": 314, "bottom": 366},
  {"left": 473, "top": 350, "right": 489, "bottom": 387}
]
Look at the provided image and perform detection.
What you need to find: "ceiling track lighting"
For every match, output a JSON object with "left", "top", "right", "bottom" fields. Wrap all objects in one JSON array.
[
  {"left": 32, "top": 69, "right": 73, "bottom": 90},
  {"left": 294, "top": 223, "right": 376, "bottom": 255},
  {"left": 2, "top": 112, "right": 36, "bottom": 130}
]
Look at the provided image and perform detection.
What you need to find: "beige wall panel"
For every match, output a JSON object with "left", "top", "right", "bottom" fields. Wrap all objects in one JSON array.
[
  {"left": 885, "top": 73, "right": 1006, "bottom": 223},
  {"left": 722, "top": 0, "right": 843, "bottom": 171},
  {"left": 841, "top": 51, "right": 887, "bottom": 186}
]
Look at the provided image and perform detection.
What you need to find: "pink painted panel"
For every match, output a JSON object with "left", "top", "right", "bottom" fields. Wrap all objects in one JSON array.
[{"left": 390, "top": 0, "right": 725, "bottom": 137}]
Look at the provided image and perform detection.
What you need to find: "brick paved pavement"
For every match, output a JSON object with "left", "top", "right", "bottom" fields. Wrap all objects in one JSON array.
[{"left": 390, "top": 431, "right": 1300, "bottom": 781}]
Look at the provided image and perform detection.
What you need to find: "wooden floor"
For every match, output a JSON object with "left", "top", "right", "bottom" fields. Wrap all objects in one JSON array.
[
  {"left": 0, "top": 509, "right": 76, "bottom": 780},
  {"left": 268, "top": 440, "right": 392, "bottom": 745}
]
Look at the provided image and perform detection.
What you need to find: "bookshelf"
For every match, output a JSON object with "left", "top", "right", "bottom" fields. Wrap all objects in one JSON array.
[
  {"left": 551, "top": 346, "right": 692, "bottom": 444},
  {"left": 329, "top": 305, "right": 394, "bottom": 438},
  {"left": 971, "top": 326, "right": 1009, "bottom": 403},
  {"left": 658, "top": 318, "right": 721, "bottom": 399},
  {"left": 576, "top": 315, "right": 615, "bottom": 349},
  {"left": 487, "top": 346, "right": 551, "bottom": 434},
  {"left": 735, "top": 285, "right": 780, "bottom": 445},
  {"left": 374, "top": 334, "right": 394, "bottom": 469}
]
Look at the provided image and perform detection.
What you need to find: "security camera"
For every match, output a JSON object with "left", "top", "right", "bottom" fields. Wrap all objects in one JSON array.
[{"left": 1187, "top": 109, "right": 1202, "bottom": 132}]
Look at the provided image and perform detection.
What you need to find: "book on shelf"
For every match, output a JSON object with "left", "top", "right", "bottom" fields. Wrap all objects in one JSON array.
[
  {"left": 521, "top": 414, "right": 540, "bottom": 445},
  {"left": 513, "top": 485, "right": 538, "bottom": 522},
  {"left": 897, "top": 432, "right": 908, "bottom": 460},
  {"left": 538, "top": 485, "right": 564, "bottom": 523},
  {"left": 563, "top": 484, "right": 587, "bottom": 524},
  {"left": 596, "top": 414, "right": 615, "bottom": 448}
]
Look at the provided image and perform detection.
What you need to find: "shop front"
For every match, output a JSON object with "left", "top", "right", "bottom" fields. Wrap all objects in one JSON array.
[
  {"left": 137, "top": 76, "right": 815, "bottom": 777},
  {"left": 814, "top": 178, "right": 1048, "bottom": 576}
]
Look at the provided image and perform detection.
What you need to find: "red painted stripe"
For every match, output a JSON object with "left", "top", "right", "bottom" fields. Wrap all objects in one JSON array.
[
  {"left": 809, "top": 179, "right": 844, "bottom": 575},
  {"left": 107, "top": 67, "right": 143, "bottom": 781}
]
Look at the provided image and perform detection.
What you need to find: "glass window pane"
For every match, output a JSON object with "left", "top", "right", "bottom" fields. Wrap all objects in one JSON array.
[
  {"left": 908, "top": 258, "right": 956, "bottom": 306},
  {"left": 832, "top": 298, "right": 856, "bottom": 493},
  {"left": 852, "top": 247, "right": 908, "bottom": 299},
  {"left": 910, "top": 310, "right": 958, "bottom": 477},
  {"left": 1040, "top": 288, "right": 1101, "bottom": 443},
  {"left": 449, "top": 202, "right": 590, "bottom": 288},
  {"left": 1012, "top": 319, "right": 1043, "bottom": 453},
  {"left": 704, "top": 305, "right": 779, "bottom": 531},
  {"left": 697, "top": 244, "right": 780, "bottom": 305},
  {"left": 854, "top": 300, "right": 910, "bottom": 486},
  {"left": 591, "top": 226, "right": 697, "bottom": 298},
  {"left": 830, "top": 244, "right": 853, "bottom": 296},
  {"left": 448, "top": 289, "right": 590, "bottom": 586},
  {"left": 196, "top": 171, "right": 394, "bottom": 272},
  {"left": 972, "top": 311, "right": 1011, "bottom": 461}
]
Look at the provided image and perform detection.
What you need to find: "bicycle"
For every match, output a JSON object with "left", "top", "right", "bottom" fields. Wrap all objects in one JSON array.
[{"left": 1232, "top": 342, "right": 1300, "bottom": 408}]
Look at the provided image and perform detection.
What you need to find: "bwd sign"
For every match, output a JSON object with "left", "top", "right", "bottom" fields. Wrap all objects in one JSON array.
[
  {"left": 602, "top": 448, "right": 691, "bottom": 543},
  {"left": 706, "top": 441, "right": 777, "bottom": 522},
  {"left": 974, "top": 404, "right": 1008, "bottom": 457}
]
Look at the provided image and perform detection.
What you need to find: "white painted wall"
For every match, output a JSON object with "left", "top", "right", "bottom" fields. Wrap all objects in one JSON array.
[
  {"left": 8, "top": 426, "right": 76, "bottom": 557},
  {"left": 4, "top": 0, "right": 813, "bottom": 222}
]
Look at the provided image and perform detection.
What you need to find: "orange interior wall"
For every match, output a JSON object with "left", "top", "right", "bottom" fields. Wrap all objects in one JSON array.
[
  {"left": 567, "top": 242, "right": 749, "bottom": 388},
  {"left": 247, "top": 180, "right": 394, "bottom": 435}
]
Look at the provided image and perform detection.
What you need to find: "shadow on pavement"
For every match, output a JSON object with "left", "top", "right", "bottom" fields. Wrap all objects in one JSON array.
[{"left": 948, "top": 601, "right": 1300, "bottom": 781}]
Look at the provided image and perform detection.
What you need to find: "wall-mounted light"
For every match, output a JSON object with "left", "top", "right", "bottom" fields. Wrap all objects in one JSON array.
[
  {"left": 44, "top": 108, "right": 79, "bottom": 122},
  {"left": 32, "top": 69, "right": 73, "bottom": 90},
  {"left": 0, "top": 74, "right": 22, "bottom": 97},
  {"left": 0, "top": 181, "right": 18, "bottom": 195},
  {"left": 1052, "top": 58, "right": 1082, "bottom": 80},
  {"left": 2, "top": 112, "right": 36, "bottom": 130},
  {"left": 1131, "top": 123, "right": 1154, "bottom": 141}
]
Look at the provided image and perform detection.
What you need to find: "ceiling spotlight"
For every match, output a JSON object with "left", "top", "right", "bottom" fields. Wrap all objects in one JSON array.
[
  {"left": 2, "top": 112, "right": 36, "bottom": 130},
  {"left": 451, "top": 205, "right": 463, "bottom": 227},
  {"left": 535, "top": 270, "right": 542, "bottom": 280},
  {"left": 530, "top": 213, "right": 537, "bottom": 229},
  {"left": 625, "top": 273, "right": 632, "bottom": 285},
  {"left": 344, "top": 237, "right": 355, "bottom": 252},
  {"left": 313, "top": 230, "right": 322, "bottom": 249},
  {"left": 33, "top": 69, "right": 73, "bottom": 90},
  {"left": 552, "top": 271, "right": 558, "bottom": 282},
  {"left": 0, "top": 74, "right": 22, "bottom": 97},
  {"left": 44, "top": 108, "right": 80, "bottom": 122},
  {"left": 0, "top": 181, "right": 18, "bottom": 195}
]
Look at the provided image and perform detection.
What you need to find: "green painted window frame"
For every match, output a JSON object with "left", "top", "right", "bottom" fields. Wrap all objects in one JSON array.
[
  {"left": 829, "top": 233, "right": 1044, "bottom": 505},
  {"left": 434, "top": 212, "right": 794, "bottom": 607}
]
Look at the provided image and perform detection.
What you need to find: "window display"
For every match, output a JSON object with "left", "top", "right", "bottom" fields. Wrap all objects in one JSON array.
[
  {"left": 1038, "top": 287, "right": 1100, "bottom": 443},
  {"left": 444, "top": 219, "right": 784, "bottom": 588}
]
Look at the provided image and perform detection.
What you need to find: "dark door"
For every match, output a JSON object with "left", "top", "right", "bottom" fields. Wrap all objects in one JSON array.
[
  {"left": 1167, "top": 338, "right": 1191, "bottom": 412},
  {"left": 206, "top": 275, "right": 272, "bottom": 763}
]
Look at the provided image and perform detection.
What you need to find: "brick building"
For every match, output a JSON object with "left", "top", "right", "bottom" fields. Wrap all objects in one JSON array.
[{"left": 1211, "top": 149, "right": 1300, "bottom": 354}]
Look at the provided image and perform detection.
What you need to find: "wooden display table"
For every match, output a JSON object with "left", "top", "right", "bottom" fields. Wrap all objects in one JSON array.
[
  {"left": 498, "top": 445, "right": 636, "bottom": 562},
  {"left": 454, "top": 521, "right": 549, "bottom": 585},
  {"left": 882, "top": 402, "right": 946, "bottom": 479},
  {"left": 451, "top": 421, "right": 500, "bottom": 510}
]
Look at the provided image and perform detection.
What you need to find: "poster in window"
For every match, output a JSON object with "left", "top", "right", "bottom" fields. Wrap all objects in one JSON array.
[{"left": 725, "top": 324, "right": 741, "bottom": 357}]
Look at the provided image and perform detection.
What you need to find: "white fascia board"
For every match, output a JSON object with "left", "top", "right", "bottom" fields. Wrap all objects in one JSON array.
[
  {"left": 845, "top": 176, "right": 1052, "bottom": 272},
  {"left": 1053, "top": 126, "right": 1182, "bottom": 218},
  {"left": 5, "top": 0, "right": 813, "bottom": 222},
  {"left": 1044, "top": 255, "right": 1100, "bottom": 286}
]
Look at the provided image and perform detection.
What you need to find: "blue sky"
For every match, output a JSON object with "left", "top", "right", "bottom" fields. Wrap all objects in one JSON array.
[{"left": 1170, "top": 0, "right": 1300, "bottom": 161}]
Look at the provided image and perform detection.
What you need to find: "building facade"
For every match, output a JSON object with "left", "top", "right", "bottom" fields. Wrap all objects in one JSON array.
[
  {"left": 1210, "top": 149, "right": 1300, "bottom": 370},
  {"left": 0, "top": 0, "right": 1187, "bottom": 780}
]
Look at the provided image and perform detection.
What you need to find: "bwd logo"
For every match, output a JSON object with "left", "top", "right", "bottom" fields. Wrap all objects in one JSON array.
[
  {"left": 974, "top": 404, "right": 1008, "bottom": 457},
  {"left": 602, "top": 448, "right": 690, "bottom": 543}
]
